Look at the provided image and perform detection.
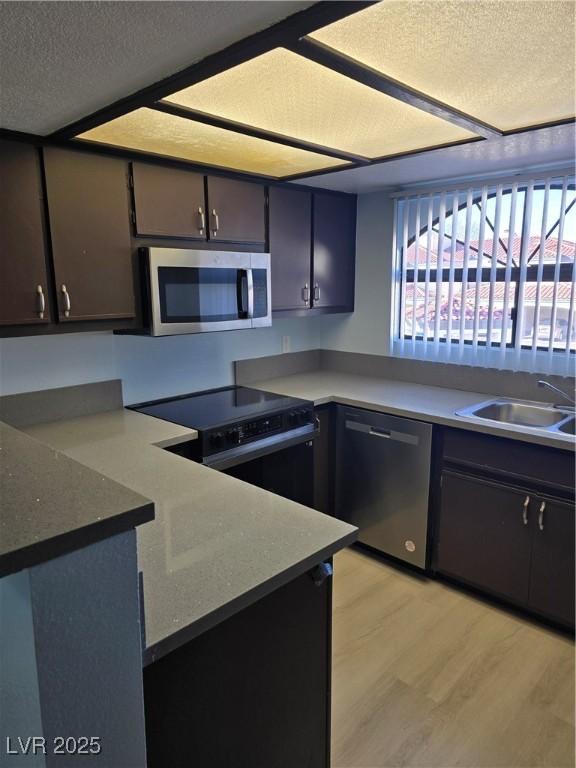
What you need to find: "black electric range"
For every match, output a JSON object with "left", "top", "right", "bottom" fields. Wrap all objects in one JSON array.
[{"left": 129, "top": 385, "right": 317, "bottom": 470}]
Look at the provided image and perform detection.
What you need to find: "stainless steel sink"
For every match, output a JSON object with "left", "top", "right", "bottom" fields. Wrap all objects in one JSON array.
[{"left": 456, "top": 398, "right": 574, "bottom": 432}]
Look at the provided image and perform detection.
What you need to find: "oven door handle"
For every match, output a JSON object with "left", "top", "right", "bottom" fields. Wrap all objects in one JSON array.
[{"left": 202, "top": 423, "right": 318, "bottom": 472}]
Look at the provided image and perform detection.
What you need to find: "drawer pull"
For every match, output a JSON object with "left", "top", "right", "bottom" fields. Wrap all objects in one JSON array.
[
  {"left": 211, "top": 208, "right": 219, "bottom": 236},
  {"left": 36, "top": 285, "right": 45, "bottom": 319},
  {"left": 522, "top": 495, "right": 530, "bottom": 525},
  {"left": 538, "top": 501, "right": 546, "bottom": 531},
  {"left": 197, "top": 206, "right": 205, "bottom": 235},
  {"left": 61, "top": 284, "right": 71, "bottom": 318}
]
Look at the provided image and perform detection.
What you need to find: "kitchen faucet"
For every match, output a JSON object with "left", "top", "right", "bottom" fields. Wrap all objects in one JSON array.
[{"left": 537, "top": 380, "right": 575, "bottom": 411}]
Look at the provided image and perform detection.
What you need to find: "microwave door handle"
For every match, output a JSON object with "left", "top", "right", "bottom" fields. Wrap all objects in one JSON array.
[
  {"left": 237, "top": 270, "right": 247, "bottom": 317},
  {"left": 246, "top": 269, "right": 254, "bottom": 319}
]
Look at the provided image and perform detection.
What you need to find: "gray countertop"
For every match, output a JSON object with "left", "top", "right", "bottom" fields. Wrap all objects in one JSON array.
[
  {"left": 249, "top": 371, "right": 575, "bottom": 451},
  {"left": 0, "top": 421, "right": 154, "bottom": 578},
  {"left": 24, "top": 409, "right": 357, "bottom": 664}
]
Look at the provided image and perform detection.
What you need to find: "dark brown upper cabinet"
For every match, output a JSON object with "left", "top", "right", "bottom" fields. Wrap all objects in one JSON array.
[
  {"left": 131, "top": 162, "right": 206, "bottom": 239},
  {"left": 44, "top": 148, "right": 136, "bottom": 322},
  {"left": 206, "top": 176, "right": 265, "bottom": 245},
  {"left": 312, "top": 192, "right": 356, "bottom": 311},
  {"left": 269, "top": 186, "right": 312, "bottom": 311},
  {"left": 0, "top": 140, "right": 51, "bottom": 326}
]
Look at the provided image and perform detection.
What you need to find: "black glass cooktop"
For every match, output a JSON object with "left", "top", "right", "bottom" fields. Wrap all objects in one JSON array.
[{"left": 129, "top": 386, "right": 310, "bottom": 431}]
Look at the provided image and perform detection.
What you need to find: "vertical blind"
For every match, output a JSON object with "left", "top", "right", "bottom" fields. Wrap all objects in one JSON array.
[{"left": 394, "top": 173, "right": 576, "bottom": 372}]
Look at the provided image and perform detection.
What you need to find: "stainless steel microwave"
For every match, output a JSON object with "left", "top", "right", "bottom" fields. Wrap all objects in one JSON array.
[{"left": 143, "top": 248, "right": 271, "bottom": 336}]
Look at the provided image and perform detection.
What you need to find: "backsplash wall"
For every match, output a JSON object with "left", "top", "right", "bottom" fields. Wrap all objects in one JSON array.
[{"left": 0, "top": 317, "right": 322, "bottom": 404}]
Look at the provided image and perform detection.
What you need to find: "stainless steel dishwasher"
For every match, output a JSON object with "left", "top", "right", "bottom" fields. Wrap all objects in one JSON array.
[{"left": 335, "top": 405, "right": 433, "bottom": 569}]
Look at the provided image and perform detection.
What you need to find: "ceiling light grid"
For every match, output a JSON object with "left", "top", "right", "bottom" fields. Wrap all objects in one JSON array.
[{"left": 71, "top": 1, "right": 575, "bottom": 180}]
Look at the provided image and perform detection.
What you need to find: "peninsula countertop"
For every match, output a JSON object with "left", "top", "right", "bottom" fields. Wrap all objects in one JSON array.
[
  {"left": 23, "top": 408, "right": 357, "bottom": 664},
  {"left": 248, "top": 371, "right": 575, "bottom": 451},
  {"left": 0, "top": 421, "right": 154, "bottom": 578}
]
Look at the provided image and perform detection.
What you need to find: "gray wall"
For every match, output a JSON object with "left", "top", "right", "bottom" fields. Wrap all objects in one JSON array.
[
  {"left": 0, "top": 532, "right": 146, "bottom": 768},
  {"left": 320, "top": 192, "right": 396, "bottom": 356},
  {"left": 0, "top": 571, "right": 45, "bottom": 768},
  {"left": 0, "top": 317, "right": 322, "bottom": 404}
]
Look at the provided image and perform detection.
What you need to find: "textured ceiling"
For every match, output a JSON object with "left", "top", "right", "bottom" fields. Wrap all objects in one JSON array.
[
  {"left": 0, "top": 0, "right": 314, "bottom": 134},
  {"left": 294, "top": 124, "right": 576, "bottom": 193},
  {"left": 0, "top": 1, "right": 573, "bottom": 190},
  {"left": 311, "top": 0, "right": 576, "bottom": 132}
]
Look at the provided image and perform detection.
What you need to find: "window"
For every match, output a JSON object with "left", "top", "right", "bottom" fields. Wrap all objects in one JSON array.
[{"left": 395, "top": 175, "right": 576, "bottom": 370}]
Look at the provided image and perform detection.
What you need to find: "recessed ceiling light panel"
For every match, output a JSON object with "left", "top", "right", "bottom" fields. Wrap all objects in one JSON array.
[
  {"left": 76, "top": 107, "right": 348, "bottom": 177},
  {"left": 165, "top": 48, "right": 476, "bottom": 159},
  {"left": 310, "top": 0, "right": 575, "bottom": 131}
]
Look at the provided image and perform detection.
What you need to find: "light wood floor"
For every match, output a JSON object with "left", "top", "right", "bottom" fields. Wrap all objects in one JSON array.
[{"left": 331, "top": 548, "right": 575, "bottom": 768}]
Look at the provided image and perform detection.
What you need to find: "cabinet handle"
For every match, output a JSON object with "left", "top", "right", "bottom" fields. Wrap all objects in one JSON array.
[
  {"left": 211, "top": 208, "right": 219, "bottom": 236},
  {"left": 313, "top": 283, "right": 320, "bottom": 302},
  {"left": 36, "top": 285, "right": 45, "bottom": 319},
  {"left": 61, "top": 284, "right": 71, "bottom": 318},
  {"left": 538, "top": 501, "right": 546, "bottom": 531},
  {"left": 302, "top": 283, "right": 310, "bottom": 304},
  {"left": 197, "top": 207, "right": 205, "bottom": 235},
  {"left": 522, "top": 495, "right": 530, "bottom": 525}
]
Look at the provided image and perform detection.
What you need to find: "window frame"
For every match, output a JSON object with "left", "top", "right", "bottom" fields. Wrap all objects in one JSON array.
[{"left": 399, "top": 182, "right": 576, "bottom": 355}]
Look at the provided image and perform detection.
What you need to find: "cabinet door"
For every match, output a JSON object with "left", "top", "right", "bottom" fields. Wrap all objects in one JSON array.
[
  {"left": 144, "top": 569, "right": 331, "bottom": 768},
  {"left": 131, "top": 162, "right": 206, "bottom": 239},
  {"left": 206, "top": 176, "right": 265, "bottom": 244},
  {"left": 0, "top": 141, "right": 50, "bottom": 325},
  {"left": 528, "top": 497, "right": 575, "bottom": 626},
  {"left": 435, "top": 471, "right": 532, "bottom": 605},
  {"left": 269, "top": 186, "right": 312, "bottom": 311},
  {"left": 44, "top": 148, "right": 135, "bottom": 321},
  {"left": 312, "top": 192, "right": 356, "bottom": 311}
]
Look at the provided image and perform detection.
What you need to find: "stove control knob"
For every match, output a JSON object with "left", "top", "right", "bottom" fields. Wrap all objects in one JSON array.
[
  {"left": 226, "top": 428, "right": 240, "bottom": 445},
  {"left": 288, "top": 411, "right": 299, "bottom": 427},
  {"left": 210, "top": 432, "right": 224, "bottom": 448}
]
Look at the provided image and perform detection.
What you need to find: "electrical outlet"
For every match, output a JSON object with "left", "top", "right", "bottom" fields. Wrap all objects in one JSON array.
[{"left": 281, "top": 335, "right": 291, "bottom": 353}]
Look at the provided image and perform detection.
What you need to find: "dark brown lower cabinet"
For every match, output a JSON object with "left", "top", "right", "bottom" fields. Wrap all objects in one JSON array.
[
  {"left": 144, "top": 568, "right": 332, "bottom": 768},
  {"left": 528, "top": 497, "right": 575, "bottom": 627},
  {"left": 435, "top": 469, "right": 575, "bottom": 628},
  {"left": 435, "top": 471, "right": 533, "bottom": 605}
]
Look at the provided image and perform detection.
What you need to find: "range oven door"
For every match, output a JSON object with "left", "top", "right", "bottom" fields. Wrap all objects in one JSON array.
[
  {"left": 146, "top": 248, "right": 271, "bottom": 336},
  {"left": 222, "top": 441, "right": 315, "bottom": 508},
  {"left": 204, "top": 425, "right": 318, "bottom": 508}
]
